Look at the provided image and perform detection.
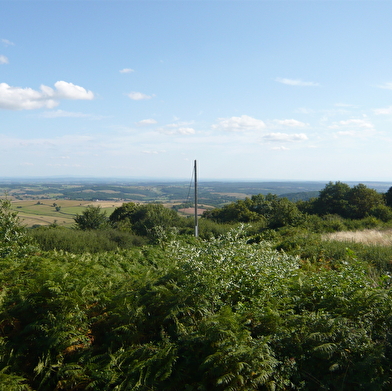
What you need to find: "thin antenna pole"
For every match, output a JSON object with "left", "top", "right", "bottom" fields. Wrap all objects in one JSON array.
[{"left": 194, "top": 160, "right": 198, "bottom": 237}]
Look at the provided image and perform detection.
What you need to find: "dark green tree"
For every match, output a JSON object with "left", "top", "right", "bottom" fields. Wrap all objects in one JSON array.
[
  {"left": 314, "top": 181, "right": 351, "bottom": 217},
  {"left": 74, "top": 205, "right": 108, "bottom": 230},
  {"left": 202, "top": 194, "right": 304, "bottom": 229},
  {"left": 202, "top": 199, "right": 261, "bottom": 224},
  {"left": 109, "top": 202, "right": 183, "bottom": 237},
  {"left": 347, "top": 183, "right": 384, "bottom": 219},
  {"left": 385, "top": 186, "right": 392, "bottom": 207}
]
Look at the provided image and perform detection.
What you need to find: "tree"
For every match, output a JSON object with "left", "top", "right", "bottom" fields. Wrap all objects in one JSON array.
[
  {"left": 385, "top": 186, "right": 392, "bottom": 207},
  {"left": 74, "top": 205, "right": 108, "bottom": 230},
  {"left": 314, "top": 181, "right": 351, "bottom": 217},
  {"left": 202, "top": 199, "right": 261, "bottom": 224},
  {"left": 109, "top": 202, "right": 183, "bottom": 237},
  {"left": 347, "top": 183, "right": 384, "bottom": 219},
  {"left": 202, "top": 194, "right": 304, "bottom": 229},
  {"left": 109, "top": 202, "right": 139, "bottom": 230}
]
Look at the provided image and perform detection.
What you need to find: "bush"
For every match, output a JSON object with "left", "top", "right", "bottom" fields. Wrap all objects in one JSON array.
[
  {"left": 0, "top": 198, "right": 37, "bottom": 259},
  {"left": 370, "top": 205, "right": 392, "bottom": 222}
]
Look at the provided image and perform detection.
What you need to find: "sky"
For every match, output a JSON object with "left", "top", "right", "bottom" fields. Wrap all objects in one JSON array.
[{"left": 1, "top": 0, "right": 392, "bottom": 182}]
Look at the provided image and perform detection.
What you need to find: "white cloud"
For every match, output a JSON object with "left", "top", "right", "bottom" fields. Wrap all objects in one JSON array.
[
  {"left": 262, "top": 133, "right": 308, "bottom": 142},
  {"left": 329, "top": 119, "right": 374, "bottom": 130},
  {"left": 377, "top": 82, "right": 392, "bottom": 90},
  {"left": 212, "top": 115, "right": 266, "bottom": 132},
  {"left": 1, "top": 39, "right": 14, "bottom": 47},
  {"left": 178, "top": 127, "right": 195, "bottom": 135},
  {"left": 53, "top": 81, "right": 94, "bottom": 100},
  {"left": 0, "top": 83, "right": 58, "bottom": 110},
  {"left": 275, "top": 77, "right": 320, "bottom": 87},
  {"left": 40, "top": 110, "right": 93, "bottom": 118},
  {"left": 0, "top": 81, "right": 94, "bottom": 110},
  {"left": 0, "top": 55, "right": 8, "bottom": 64},
  {"left": 120, "top": 68, "right": 135, "bottom": 73},
  {"left": 159, "top": 126, "right": 195, "bottom": 135},
  {"left": 127, "top": 91, "right": 154, "bottom": 100},
  {"left": 271, "top": 146, "right": 290, "bottom": 150},
  {"left": 142, "top": 150, "right": 159, "bottom": 154},
  {"left": 274, "top": 119, "right": 308, "bottom": 127},
  {"left": 374, "top": 106, "right": 392, "bottom": 115},
  {"left": 136, "top": 119, "right": 158, "bottom": 125},
  {"left": 329, "top": 119, "right": 376, "bottom": 138},
  {"left": 157, "top": 121, "right": 195, "bottom": 135}
]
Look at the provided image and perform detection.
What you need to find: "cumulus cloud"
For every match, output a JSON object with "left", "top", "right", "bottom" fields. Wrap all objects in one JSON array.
[
  {"left": 262, "top": 133, "right": 308, "bottom": 142},
  {"left": 0, "top": 55, "right": 8, "bottom": 64},
  {"left": 212, "top": 115, "right": 266, "bottom": 132},
  {"left": 120, "top": 68, "right": 135, "bottom": 73},
  {"left": 1, "top": 39, "right": 14, "bottom": 47},
  {"left": 274, "top": 119, "right": 308, "bottom": 127},
  {"left": 127, "top": 91, "right": 154, "bottom": 100},
  {"left": 374, "top": 106, "right": 392, "bottom": 115},
  {"left": 0, "top": 81, "right": 94, "bottom": 110},
  {"left": 377, "top": 82, "right": 392, "bottom": 90},
  {"left": 53, "top": 81, "right": 94, "bottom": 100},
  {"left": 136, "top": 119, "right": 158, "bottom": 125},
  {"left": 275, "top": 77, "right": 320, "bottom": 87}
]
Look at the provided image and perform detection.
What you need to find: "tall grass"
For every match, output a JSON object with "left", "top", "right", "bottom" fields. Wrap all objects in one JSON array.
[{"left": 29, "top": 227, "right": 147, "bottom": 253}]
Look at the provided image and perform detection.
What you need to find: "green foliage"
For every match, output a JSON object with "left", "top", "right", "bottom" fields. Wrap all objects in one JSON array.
[
  {"left": 370, "top": 204, "right": 392, "bottom": 222},
  {"left": 30, "top": 226, "right": 147, "bottom": 253},
  {"left": 274, "top": 226, "right": 392, "bottom": 273},
  {"left": 348, "top": 183, "right": 384, "bottom": 219},
  {"left": 202, "top": 194, "right": 304, "bottom": 229},
  {"left": 109, "top": 202, "right": 184, "bottom": 240},
  {"left": 74, "top": 205, "right": 109, "bottom": 230},
  {"left": 0, "top": 198, "right": 37, "bottom": 259},
  {"left": 385, "top": 186, "right": 392, "bottom": 207},
  {"left": 311, "top": 182, "right": 387, "bottom": 220},
  {"left": 3, "top": 221, "right": 392, "bottom": 390},
  {"left": 314, "top": 181, "right": 351, "bottom": 217}
]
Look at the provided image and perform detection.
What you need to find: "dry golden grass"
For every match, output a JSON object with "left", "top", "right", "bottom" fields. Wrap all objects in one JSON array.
[{"left": 323, "top": 229, "right": 392, "bottom": 246}]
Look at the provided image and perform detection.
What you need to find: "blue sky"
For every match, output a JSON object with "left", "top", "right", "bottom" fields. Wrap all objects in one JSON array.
[{"left": 1, "top": 0, "right": 392, "bottom": 181}]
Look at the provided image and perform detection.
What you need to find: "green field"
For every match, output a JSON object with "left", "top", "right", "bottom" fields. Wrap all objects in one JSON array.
[{"left": 10, "top": 199, "right": 121, "bottom": 227}]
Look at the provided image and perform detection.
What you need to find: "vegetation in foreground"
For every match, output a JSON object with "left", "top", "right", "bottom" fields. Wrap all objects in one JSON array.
[{"left": 1, "top": 182, "right": 392, "bottom": 390}]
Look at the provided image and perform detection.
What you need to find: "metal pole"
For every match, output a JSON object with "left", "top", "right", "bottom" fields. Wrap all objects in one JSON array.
[{"left": 194, "top": 160, "right": 198, "bottom": 237}]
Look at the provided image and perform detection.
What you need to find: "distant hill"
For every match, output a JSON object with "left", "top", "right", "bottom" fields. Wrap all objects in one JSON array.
[{"left": 279, "top": 191, "right": 320, "bottom": 202}]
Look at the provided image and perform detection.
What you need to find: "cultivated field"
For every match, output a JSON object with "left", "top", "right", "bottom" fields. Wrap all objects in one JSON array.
[{"left": 11, "top": 199, "right": 123, "bottom": 227}]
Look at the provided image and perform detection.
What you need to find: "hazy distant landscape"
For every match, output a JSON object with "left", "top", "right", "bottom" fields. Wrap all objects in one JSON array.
[{"left": 2, "top": 178, "right": 391, "bottom": 228}]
